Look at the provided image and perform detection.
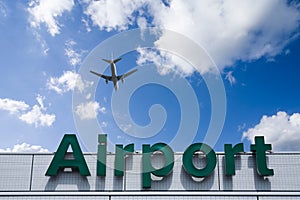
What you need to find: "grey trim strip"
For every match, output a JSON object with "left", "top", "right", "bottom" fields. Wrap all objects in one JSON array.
[{"left": 0, "top": 191, "right": 300, "bottom": 196}]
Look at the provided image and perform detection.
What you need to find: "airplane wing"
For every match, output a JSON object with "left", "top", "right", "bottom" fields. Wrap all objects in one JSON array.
[
  {"left": 113, "top": 58, "right": 122, "bottom": 63},
  {"left": 117, "top": 69, "right": 138, "bottom": 80},
  {"left": 90, "top": 71, "right": 112, "bottom": 81}
]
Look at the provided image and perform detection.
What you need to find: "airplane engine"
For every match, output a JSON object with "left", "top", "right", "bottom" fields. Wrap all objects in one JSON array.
[{"left": 106, "top": 79, "right": 108, "bottom": 84}]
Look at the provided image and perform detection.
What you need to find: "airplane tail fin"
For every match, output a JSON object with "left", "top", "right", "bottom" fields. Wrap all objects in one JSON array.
[
  {"left": 102, "top": 59, "right": 112, "bottom": 63},
  {"left": 102, "top": 58, "right": 122, "bottom": 64}
]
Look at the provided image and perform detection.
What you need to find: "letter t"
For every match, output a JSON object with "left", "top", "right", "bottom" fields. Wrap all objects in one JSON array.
[{"left": 250, "top": 136, "right": 274, "bottom": 176}]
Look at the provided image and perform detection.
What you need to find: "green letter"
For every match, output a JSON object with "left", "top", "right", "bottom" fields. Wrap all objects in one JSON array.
[
  {"left": 142, "top": 143, "right": 174, "bottom": 188},
  {"left": 97, "top": 134, "right": 107, "bottom": 176},
  {"left": 182, "top": 143, "right": 216, "bottom": 177},
  {"left": 251, "top": 136, "right": 274, "bottom": 176},
  {"left": 114, "top": 143, "right": 134, "bottom": 176},
  {"left": 224, "top": 143, "right": 244, "bottom": 175},
  {"left": 45, "top": 134, "right": 90, "bottom": 176}
]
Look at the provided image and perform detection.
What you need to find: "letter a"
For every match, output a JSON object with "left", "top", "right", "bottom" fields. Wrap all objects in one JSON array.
[{"left": 45, "top": 134, "right": 90, "bottom": 176}]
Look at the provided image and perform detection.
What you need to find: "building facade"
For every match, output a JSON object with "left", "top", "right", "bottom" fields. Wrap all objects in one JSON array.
[{"left": 0, "top": 152, "right": 300, "bottom": 199}]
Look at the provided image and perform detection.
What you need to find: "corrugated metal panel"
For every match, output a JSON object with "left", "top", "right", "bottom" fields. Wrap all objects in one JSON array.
[
  {"left": 0, "top": 152, "right": 300, "bottom": 193},
  {"left": 0, "top": 154, "right": 32, "bottom": 191},
  {"left": 219, "top": 154, "right": 300, "bottom": 191}
]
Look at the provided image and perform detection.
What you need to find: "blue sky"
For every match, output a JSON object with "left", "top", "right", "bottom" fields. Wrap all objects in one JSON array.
[{"left": 0, "top": 0, "right": 299, "bottom": 152}]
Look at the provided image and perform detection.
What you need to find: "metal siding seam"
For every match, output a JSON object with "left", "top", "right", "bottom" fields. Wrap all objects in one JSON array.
[
  {"left": 124, "top": 159, "right": 126, "bottom": 191},
  {"left": 29, "top": 154, "right": 34, "bottom": 191},
  {"left": 217, "top": 154, "right": 221, "bottom": 191}
]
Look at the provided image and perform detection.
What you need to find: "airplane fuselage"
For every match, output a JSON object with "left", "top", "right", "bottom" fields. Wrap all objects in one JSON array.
[{"left": 110, "top": 63, "right": 118, "bottom": 90}]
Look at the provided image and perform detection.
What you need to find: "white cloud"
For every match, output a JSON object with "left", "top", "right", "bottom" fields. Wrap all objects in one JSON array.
[
  {"left": 0, "top": 98, "right": 29, "bottom": 114},
  {"left": 101, "top": 121, "right": 108, "bottom": 128},
  {"left": 237, "top": 123, "right": 246, "bottom": 132},
  {"left": 137, "top": 47, "right": 194, "bottom": 76},
  {"left": 153, "top": 1, "right": 299, "bottom": 70},
  {"left": 47, "top": 71, "right": 93, "bottom": 94},
  {"left": 31, "top": 30, "right": 49, "bottom": 56},
  {"left": 225, "top": 71, "right": 236, "bottom": 85},
  {"left": 83, "top": 0, "right": 146, "bottom": 31},
  {"left": 36, "top": 94, "right": 45, "bottom": 110},
  {"left": 81, "top": 17, "right": 91, "bottom": 32},
  {"left": 75, "top": 101, "right": 106, "bottom": 120},
  {"left": 28, "top": 0, "right": 74, "bottom": 36},
  {"left": 65, "top": 40, "right": 86, "bottom": 67},
  {"left": 119, "top": 123, "right": 132, "bottom": 133},
  {"left": 242, "top": 112, "right": 300, "bottom": 151},
  {"left": 0, "top": 1, "right": 8, "bottom": 21},
  {"left": 137, "top": 16, "right": 147, "bottom": 31},
  {"left": 0, "top": 96, "right": 55, "bottom": 127},
  {"left": 83, "top": 0, "right": 300, "bottom": 75},
  {"left": 0, "top": 143, "right": 49, "bottom": 153},
  {"left": 85, "top": 93, "right": 92, "bottom": 100},
  {"left": 19, "top": 105, "right": 55, "bottom": 127}
]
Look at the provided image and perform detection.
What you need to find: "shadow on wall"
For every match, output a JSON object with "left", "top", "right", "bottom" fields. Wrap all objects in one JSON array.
[
  {"left": 248, "top": 155, "right": 271, "bottom": 191},
  {"left": 221, "top": 155, "right": 242, "bottom": 191},
  {"left": 221, "top": 155, "right": 271, "bottom": 191},
  {"left": 180, "top": 166, "right": 215, "bottom": 190},
  {"left": 95, "top": 155, "right": 132, "bottom": 191},
  {"left": 45, "top": 169, "right": 90, "bottom": 191},
  {"left": 144, "top": 172, "right": 173, "bottom": 191},
  {"left": 179, "top": 153, "right": 216, "bottom": 191}
]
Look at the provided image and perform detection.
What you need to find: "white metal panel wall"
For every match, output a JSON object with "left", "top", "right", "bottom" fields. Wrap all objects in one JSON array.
[
  {"left": 218, "top": 154, "right": 300, "bottom": 191},
  {"left": 0, "top": 153, "right": 300, "bottom": 192},
  {"left": 0, "top": 154, "right": 32, "bottom": 191},
  {"left": 267, "top": 154, "right": 300, "bottom": 190}
]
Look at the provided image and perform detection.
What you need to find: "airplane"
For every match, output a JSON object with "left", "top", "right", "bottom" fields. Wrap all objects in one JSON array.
[{"left": 90, "top": 58, "right": 138, "bottom": 91}]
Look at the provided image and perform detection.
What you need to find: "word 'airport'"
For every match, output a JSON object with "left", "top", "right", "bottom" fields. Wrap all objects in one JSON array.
[{"left": 46, "top": 134, "right": 274, "bottom": 188}]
